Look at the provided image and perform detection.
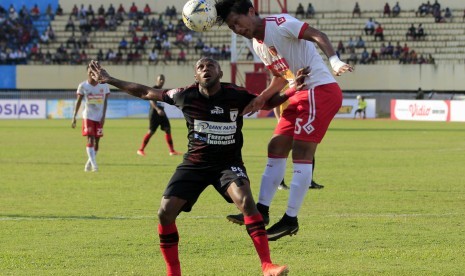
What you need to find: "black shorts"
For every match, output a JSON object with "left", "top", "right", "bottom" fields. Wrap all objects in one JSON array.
[
  {"left": 149, "top": 109, "right": 170, "bottom": 132},
  {"left": 163, "top": 161, "right": 249, "bottom": 212}
]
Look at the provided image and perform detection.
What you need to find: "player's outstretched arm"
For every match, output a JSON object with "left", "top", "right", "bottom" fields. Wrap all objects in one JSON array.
[
  {"left": 88, "top": 60, "right": 163, "bottom": 101},
  {"left": 302, "top": 26, "right": 354, "bottom": 76},
  {"left": 264, "top": 67, "right": 310, "bottom": 109}
]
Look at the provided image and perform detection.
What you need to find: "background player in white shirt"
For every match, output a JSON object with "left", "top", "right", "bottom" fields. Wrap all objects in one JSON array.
[
  {"left": 216, "top": 0, "right": 353, "bottom": 241},
  {"left": 71, "top": 65, "right": 110, "bottom": 172}
]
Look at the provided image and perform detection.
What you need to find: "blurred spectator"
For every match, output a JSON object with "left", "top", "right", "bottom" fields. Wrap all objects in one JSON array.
[
  {"left": 364, "top": 18, "right": 376, "bottom": 35},
  {"left": 97, "top": 5, "right": 105, "bottom": 17},
  {"left": 416, "top": 2, "right": 429, "bottom": 17},
  {"left": 418, "top": 54, "right": 426, "bottom": 64},
  {"left": 416, "top": 87, "right": 424, "bottom": 99},
  {"left": 71, "top": 4, "right": 79, "bottom": 19},
  {"left": 352, "top": 2, "right": 361, "bottom": 17},
  {"left": 463, "top": 9, "right": 465, "bottom": 22},
  {"left": 40, "top": 31, "right": 50, "bottom": 45},
  {"left": 379, "top": 42, "right": 387, "bottom": 58},
  {"left": 106, "top": 4, "right": 115, "bottom": 18},
  {"left": 129, "top": 2, "right": 138, "bottom": 20},
  {"left": 80, "top": 50, "right": 88, "bottom": 64},
  {"left": 374, "top": 24, "right": 384, "bottom": 41},
  {"left": 55, "top": 4, "right": 63, "bottom": 16},
  {"left": 346, "top": 37, "right": 356, "bottom": 51},
  {"left": 162, "top": 49, "right": 172, "bottom": 64},
  {"left": 383, "top": 3, "right": 390, "bottom": 17},
  {"left": 65, "top": 16, "right": 75, "bottom": 32},
  {"left": 126, "top": 50, "right": 134, "bottom": 64},
  {"left": 66, "top": 33, "right": 77, "bottom": 48},
  {"left": 369, "top": 48, "right": 378, "bottom": 64},
  {"left": 444, "top": 7, "right": 452, "bottom": 22},
  {"left": 79, "top": 4, "right": 87, "bottom": 19},
  {"left": 148, "top": 49, "right": 158, "bottom": 64},
  {"left": 336, "top": 40, "right": 345, "bottom": 55},
  {"left": 115, "top": 50, "right": 123, "bottom": 64},
  {"left": 427, "top": 54, "right": 435, "bottom": 64},
  {"left": 195, "top": 38, "right": 205, "bottom": 54},
  {"left": 117, "top": 4, "right": 126, "bottom": 17},
  {"left": 45, "top": 4, "right": 54, "bottom": 20},
  {"left": 406, "top": 24, "right": 416, "bottom": 40},
  {"left": 30, "top": 4, "right": 40, "bottom": 20},
  {"left": 306, "top": 3, "right": 315, "bottom": 18},
  {"left": 415, "top": 24, "right": 426, "bottom": 40},
  {"left": 433, "top": 8, "right": 445, "bottom": 23},
  {"left": 96, "top": 49, "right": 104, "bottom": 62},
  {"left": 177, "top": 48, "right": 187, "bottom": 64},
  {"left": 355, "top": 36, "right": 365, "bottom": 48},
  {"left": 162, "top": 39, "right": 171, "bottom": 51},
  {"left": 118, "top": 37, "right": 128, "bottom": 51},
  {"left": 385, "top": 42, "right": 394, "bottom": 57},
  {"left": 133, "top": 50, "right": 142, "bottom": 64},
  {"left": 143, "top": 4, "right": 151, "bottom": 16},
  {"left": 105, "top": 49, "right": 116, "bottom": 63},
  {"left": 78, "top": 32, "right": 89, "bottom": 49},
  {"left": 392, "top": 2, "right": 401, "bottom": 17},
  {"left": 87, "top": 5, "right": 95, "bottom": 18},
  {"left": 432, "top": 0, "right": 440, "bottom": 13},
  {"left": 346, "top": 48, "right": 358, "bottom": 65},
  {"left": 359, "top": 48, "right": 370, "bottom": 64},
  {"left": 295, "top": 3, "right": 304, "bottom": 19}
]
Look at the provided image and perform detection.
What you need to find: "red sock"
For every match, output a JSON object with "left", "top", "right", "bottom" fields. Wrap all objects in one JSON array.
[
  {"left": 244, "top": 214, "right": 272, "bottom": 266},
  {"left": 140, "top": 133, "right": 151, "bottom": 151},
  {"left": 158, "top": 223, "right": 181, "bottom": 276},
  {"left": 165, "top": 133, "right": 175, "bottom": 152}
]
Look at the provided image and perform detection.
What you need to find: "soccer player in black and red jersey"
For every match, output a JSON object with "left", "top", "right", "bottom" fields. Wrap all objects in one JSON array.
[
  {"left": 88, "top": 58, "right": 308, "bottom": 276},
  {"left": 136, "top": 74, "right": 181, "bottom": 157}
]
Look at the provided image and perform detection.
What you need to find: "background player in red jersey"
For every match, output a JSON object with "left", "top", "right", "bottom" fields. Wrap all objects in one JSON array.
[
  {"left": 136, "top": 74, "right": 181, "bottom": 157},
  {"left": 71, "top": 64, "right": 110, "bottom": 172},
  {"left": 216, "top": 0, "right": 353, "bottom": 241},
  {"left": 88, "top": 58, "right": 308, "bottom": 276}
]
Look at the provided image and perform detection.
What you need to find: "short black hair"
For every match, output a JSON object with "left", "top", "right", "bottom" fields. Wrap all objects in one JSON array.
[{"left": 215, "top": 0, "right": 255, "bottom": 25}]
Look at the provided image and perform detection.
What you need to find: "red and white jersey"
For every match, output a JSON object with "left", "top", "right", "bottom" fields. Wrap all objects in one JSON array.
[
  {"left": 76, "top": 81, "right": 110, "bottom": 121},
  {"left": 253, "top": 14, "right": 336, "bottom": 89}
]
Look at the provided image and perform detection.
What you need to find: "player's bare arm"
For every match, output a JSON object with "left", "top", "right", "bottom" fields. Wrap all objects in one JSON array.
[
  {"left": 71, "top": 94, "right": 83, "bottom": 128},
  {"left": 263, "top": 67, "right": 310, "bottom": 109},
  {"left": 302, "top": 26, "right": 354, "bottom": 76},
  {"left": 242, "top": 73, "right": 288, "bottom": 115},
  {"left": 89, "top": 60, "right": 163, "bottom": 101}
]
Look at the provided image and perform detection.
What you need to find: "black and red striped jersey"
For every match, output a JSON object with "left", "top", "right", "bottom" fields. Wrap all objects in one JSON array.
[{"left": 161, "top": 82, "right": 256, "bottom": 165}]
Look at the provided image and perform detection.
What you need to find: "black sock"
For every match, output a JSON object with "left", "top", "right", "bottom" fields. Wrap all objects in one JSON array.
[
  {"left": 256, "top": 203, "right": 269, "bottom": 215},
  {"left": 282, "top": 213, "right": 298, "bottom": 225}
]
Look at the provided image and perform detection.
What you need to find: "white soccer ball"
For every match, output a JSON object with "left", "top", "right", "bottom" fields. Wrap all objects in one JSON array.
[{"left": 182, "top": 0, "right": 217, "bottom": 32}]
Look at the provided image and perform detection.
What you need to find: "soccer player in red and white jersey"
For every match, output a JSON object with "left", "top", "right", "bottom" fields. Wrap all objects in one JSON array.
[
  {"left": 216, "top": 0, "right": 353, "bottom": 241},
  {"left": 71, "top": 64, "right": 110, "bottom": 172}
]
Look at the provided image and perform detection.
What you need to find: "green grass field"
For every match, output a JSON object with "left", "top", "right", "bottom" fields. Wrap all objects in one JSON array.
[{"left": 1, "top": 118, "right": 464, "bottom": 275}]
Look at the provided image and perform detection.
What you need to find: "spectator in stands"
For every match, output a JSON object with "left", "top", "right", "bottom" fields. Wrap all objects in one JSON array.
[
  {"left": 79, "top": 4, "right": 87, "bottom": 19},
  {"left": 129, "top": 2, "right": 138, "bottom": 20},
  {"left": 45, "top": 4, "right": 54, "bottom": 20},
  {"left": 392, "top": 2, "right": 401, "bottom": 17},
  {"left": 162, "top": 49, "right": 172, "bottom": 63},
  {"left": 416, "top": 87, "right": 424, "bottom": 99},
  {"left": 96, "top": 49, "right": 104, "bottom": 62},
  {"left": 65, "top": 16, "right": 75, "bottom": 32},
  {"left": 427, "top": 54, "right": 435, "bottom": 64},
  {"left": 9, "top": 4, "right": 18, "bottom": 20},
  {"left": 355, "top": 36, "right": 365, "bottom": 48},
  {"left": 40, "top": 31, "right": 50, "bottom": 45},
  {"left": 353, "top": 2, "right": 361, "bottom": 17},
  {"left": 385, "top": 42, "right": 394, "bottom": 57},
  {"left": 408, "top": 50, "right": 418, "bottom": 64},
  {"left": 55, "top": 4, "right": 63, "bottom": 16},
  {"left": 383, "top": 3, "right": 391, "bottom": 17},
  {"left": 379, "top": 42, "right": 387, "bottom": 59},
  {"left": 295, "top": 3, "right": 305, "bottom": 19},
  {"left": 106, "top": 4, "right": 115, "bottom": 18},
  {"left": 117, "top": 4, "right": 126, "bottom": 17},
  {"left": 148, "top": 49, "right": 158, "bottom": 64},
  {"left": 183, "top": 32, "right": 193, "bottom": 50},
  {"left": 393, "top": 41, "right": 402, "bottom": 59},
  {"left": 133, "top": 50, "right": 142, "bottom": 64},
  {"left": 432, "top": 0, "right": 440, "bottom": 13},
  {"left": 115, "top": 50, "right": 123, "bottom": 64},
  {"left": 118, "top": 37, "right": 128, "bottom": 51},
  {"left": 346, "top": 37, "right": 356, "bottom": 51},
  {"left": 126, "top": 50, "right": 134, "bottom": 64},
  {"left": 194, "top": 38, "right": 205, "bottom": 54},
  {"left": 346, "top": 48, "right": 358, "bottom": 65},
  {"left": 78, "top": 32, "right": 89, "bottom": 49},
  {"left": 162, "top": 39, "right": 171, "bottom": 51},
  {"left": 30, "top": 4, "right": 40, "bottom": 20},
  {"left": 374, "top": 24, "right": 384, "bottom": 41},
  {"left": 66, "top": 33, "right": 77, "bottom": 49},
  {"left": 369, "top": 48, "right": 378, "bottom": 64},
  {"left": 105, "top": 49, "right": 116, "bottom": 63},
  {"left": 144, "top": 4, "right": 151, "bottom": 16},
  {"left": 416, "top": 2, "right": 428, "bottom": 17},
  {"left": 402, "top": 43, "right": 409, "bottom": 55},
  {"left": 406, "top": 24, "right": 416, "bottom": 40},
  {"left": 364, "top": 18, "right": 376, "bottom": 35},
  {"left": 415, "top": 24, "right": 426, "bottom": 40},
  {"left": 306, "top": 3, "right": 315, "bottom": 18},
  {"left": 336, "top": 40, "right": 345, "bottom": 55},
  {"left": 433, "top": 7, "right": 445, "bottom": 23},
  {"left": 359, "top": 48, "right": 370, "bottom": 64},
  {"left": 177, "top": 48, "right": 187, "bottom": 65},
  {"left": 97, "top": 5, "right": 105, "bottom": 17},
  {"left": 418, "top": 54, "right": 427, "bottom": 64},
  {"left": 444, "top": 7, "right": 452, "bottom": 22},
  {"left": 463, "top": 9, "right": 465, "bottom": 22},
  {"left": 173, "top": 29, "right": 186, "bottom": 48}
]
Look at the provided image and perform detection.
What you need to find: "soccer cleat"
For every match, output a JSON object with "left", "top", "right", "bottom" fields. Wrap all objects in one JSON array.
[
  {"left": 278, "top": 182, "right": 289, "bottom": 190},
  {"left": 169, "top": 151, "right": 182, "bottom": 156},
  {"left": 262, "top": 263, "right": 289, "bottom": 276},
  {"left": 84, "top": 160, "right": 92, "bottom": 172},
  {"left": 226, "top": 212, "right": 270, "bottom": 226},
  {"left": 137, "top": 150, "right": 146, "bottom": 156},
  {"left": 309, "top": 180, "right": 324, "bottom": 189},
  {"left": 266, "top": 218, "right": 299, "bottom": 241}
]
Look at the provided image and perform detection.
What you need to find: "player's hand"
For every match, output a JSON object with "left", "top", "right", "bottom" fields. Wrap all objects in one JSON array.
[
  {"left": 242, "top": 95, "right": 266, "bottom": 116},
  {"left": 71, "top": 118, "right": 76, "bottom": 128},
  {"left": 89, "top": 60, "right": 111, "bottom": 83},
  {"left": 295, "top": 66, "right": 310, "bottom": 91},
  {"left": 333, "top": 63, "right": 354, "bottom": 76}
]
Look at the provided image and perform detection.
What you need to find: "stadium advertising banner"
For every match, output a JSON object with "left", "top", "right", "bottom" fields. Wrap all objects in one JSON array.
[
  {"left": 336, "top": 99, "right": 376, "bottom": 119},
  {"left": 390, "top": 100, "right": 465, "bottom": 122},
  {"left": 0, "top": 100, "right": 46, "bottom": 119}
]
